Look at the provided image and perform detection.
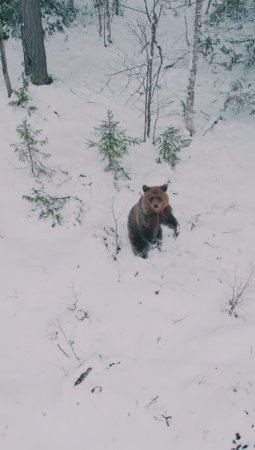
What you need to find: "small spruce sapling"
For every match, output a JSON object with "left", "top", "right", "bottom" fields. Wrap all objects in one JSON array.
[
  {"left": 12, "top": 119, "right": 54, "bottom": 178},
  {"left": 9, "top": 73, "right": 37, "bottom": 114},
  {"left": 223, "top": 80, "right": 255, "bottom": 114},
  {"left": 87, "top": 110, "right": 140, "bottom": 180},
  {"left": 12, "top": 119, "right": 84, "bottom": 227},
  {"left": 208, "top": 0, "right": 247, "bottom": 25},
  {"left": 155, "top": 127, "right": 191, "bottom": 168}
]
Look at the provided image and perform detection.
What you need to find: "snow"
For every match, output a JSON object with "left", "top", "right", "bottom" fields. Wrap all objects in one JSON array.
[{"left": 1, "top": 3, "right": 255, "bottom": 450}]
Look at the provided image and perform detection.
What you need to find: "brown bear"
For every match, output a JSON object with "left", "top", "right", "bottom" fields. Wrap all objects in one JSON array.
[{"left": 127, "top": 184, "right": 179, "bottom": 258}]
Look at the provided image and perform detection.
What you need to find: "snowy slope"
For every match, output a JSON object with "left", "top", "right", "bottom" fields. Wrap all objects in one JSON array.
[{"left": 1, "top": 5, "right": 255, "bottom": 450}]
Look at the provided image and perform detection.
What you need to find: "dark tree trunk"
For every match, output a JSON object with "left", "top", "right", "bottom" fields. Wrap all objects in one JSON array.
[
  {"left": 19, "top": 0, "right": 51, "bottom": 86},
  {"left": 105, "top": 0, "right": 112, "bottom": 44},
  {"left": 112, "top": 0, "right": 120, "bottom": 15},
  {"left": 206, "top": 0, "right": 212, "bottom": 14},
  {"left": 0, "top": 20, "right": 13, "bottom": 97},
  {"left": 94, "top": 0, "right": 103, "bottom": 37}
]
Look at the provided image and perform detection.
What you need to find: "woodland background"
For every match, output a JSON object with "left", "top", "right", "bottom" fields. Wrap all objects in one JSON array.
[{"left": 0, "top": 1, "right": 255, "bottom": 449}]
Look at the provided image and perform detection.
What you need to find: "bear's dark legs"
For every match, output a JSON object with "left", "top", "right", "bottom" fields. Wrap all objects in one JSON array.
[
  {"left": 157, "top": 227, "right": 162, "bottom": 241},
  {"left": 138, "top": 248, "right": 149, "bottom": 259},
  {"left": 155, "top": 227, "right": 162, "bottom": 251},
  {"left": 129, "top": 233, "right": 150, "bottom": 258},
  {"left": 133, "top": 243, "right": 149, "bottom": 259},
  {"left": 150, "top": 227, "right": 162, "bottom": 251},
  {"left": 130, "top": 228, "right": 162, "bottom": 258}
]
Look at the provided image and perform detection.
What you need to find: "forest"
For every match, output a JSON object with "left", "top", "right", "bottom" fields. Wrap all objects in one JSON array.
[{"left": 1, "top": 1, "right": 255, "bottom": 449}]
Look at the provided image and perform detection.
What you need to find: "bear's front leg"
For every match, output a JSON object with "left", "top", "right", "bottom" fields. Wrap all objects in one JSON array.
[
  {"left": 129, "top": 233, "right": 150, "bottom": 258},
  {"left": 152, "top": 227, "right": 163, "bottom": 251},
  {"left": 160, "top": 206, "right": 180, "bottom": 237}
]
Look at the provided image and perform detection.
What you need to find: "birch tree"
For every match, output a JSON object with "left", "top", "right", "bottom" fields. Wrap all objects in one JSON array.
[
  {"left": 184, "top": 0, "right": 203, "bottom": 136},
  {"left": 0, "top": 19, "right": 13, "bottom": 97}
]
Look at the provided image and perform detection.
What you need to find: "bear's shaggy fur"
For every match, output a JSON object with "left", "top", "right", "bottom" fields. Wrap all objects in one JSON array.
[{"left": 128, "top": 184, "right": 179, "bottom": 258}]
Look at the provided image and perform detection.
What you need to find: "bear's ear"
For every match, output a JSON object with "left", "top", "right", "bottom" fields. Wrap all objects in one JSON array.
[
  {"left": 142, "top": 185, "right": 150, "bottom": 192},
  {"left": 160, "top": 184, "right": 168, "bottom": 192}
]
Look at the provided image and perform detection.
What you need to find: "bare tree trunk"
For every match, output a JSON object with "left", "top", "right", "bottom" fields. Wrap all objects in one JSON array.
[
  {"left": 144, "top": 66, "right": 149, "bottom": 141},
  {"left": 184, "top": 0, "right": 202, "bottom": 136},
  {"left": 0, "top": 20, "right": 13, "bottom": 97},
  {"left": 19, "top": 0, "right": 51, "bottom": 86},
  {"left": 105, "top": 0, "right": 112, "bottom": 44},
  {"left": 143, "top": 0, "right": 162, "bottom": 141},
  {"left": 112, "top": 0, "right": 120, "bottom": 15},
  {"left": 94, "top": 0, "right": 103, "bottom": 37},
  {"left": 94, "top": 0, "right": 112, "bottom": 45},
  {"left": 107, "top": 0, "right": 163, "bottom": 141},
  {"left": 146, "top": 14, "right": 157, "bottom": 139},
  {"left": 206, "top": 0, "right": 212, "bottom": 14},
  {"left": 103, "top": 7, "right": 107, "bottom": 46}
]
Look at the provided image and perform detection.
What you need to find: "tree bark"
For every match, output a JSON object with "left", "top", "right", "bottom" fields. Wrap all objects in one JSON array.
[
  {"left": 105, "top": 0, "right": 112, "bottom": 44},
  {"left": 184, "top": 0, "right": 202, "bottom": 136},
  {"left": 143, "top": 0, "right": 162, "bottom": 141},
  {"left": 19, "top": 0, "right": 51, "bottom": 86},
  {"left": 146, "top": 14, "right": 156, "bottom": 139},
  {"left": 94, "top": 0, "right": 103, "bottom": 37},
  {"left": 112, "top": 0, "right": 120, "bottom": 15},
  {"left": 0, "top": 20, "right": 13, "bottom": 97},
  {"left": 206, "top": 0, "right": 212, "bottom": 14}
]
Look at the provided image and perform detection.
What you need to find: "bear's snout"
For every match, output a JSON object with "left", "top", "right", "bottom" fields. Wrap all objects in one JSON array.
[{"left": 151, "top": 198, "right": 161, "bottom": 210}]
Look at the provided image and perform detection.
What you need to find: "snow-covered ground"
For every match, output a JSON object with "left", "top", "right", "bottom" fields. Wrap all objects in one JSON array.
[{"left": 1, "top": 4, "right": 255, "bottom": 450}]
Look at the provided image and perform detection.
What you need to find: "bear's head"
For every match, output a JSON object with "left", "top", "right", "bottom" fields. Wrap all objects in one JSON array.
[{"left": 142, "top": 184, "right": 169, "bottom": 214}]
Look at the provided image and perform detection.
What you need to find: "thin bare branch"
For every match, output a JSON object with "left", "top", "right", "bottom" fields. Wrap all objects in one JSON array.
[
  {"left": 57, "top": 321, "right": 80, "bottom": 360},
  {"left": 228, "top": 263, "right": 255, "bottom": 317}
]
